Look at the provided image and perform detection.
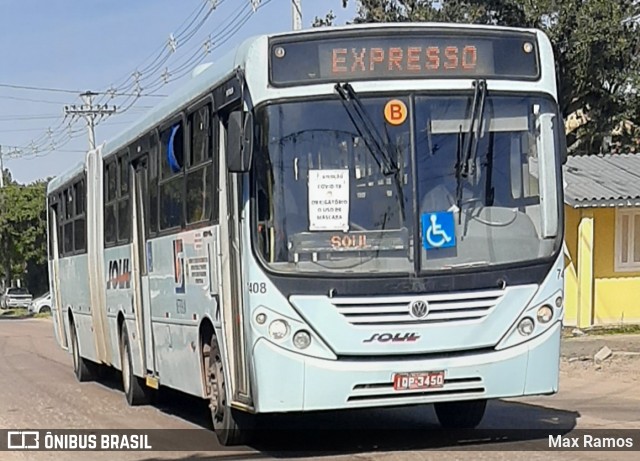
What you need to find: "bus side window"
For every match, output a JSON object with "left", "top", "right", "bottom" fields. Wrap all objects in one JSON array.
[
  {"left": 74, "top": 180, "right": 86, "bottom": 253},
  {"left": 159, "top": 121, "right": 185, "bottom": 230},
  {"left": 148, "top": 133, "right": 159, "bottom": 235},
  {"left": 63, "top": 187, "right": 74, "bottom": 255},
  {"left": 117, "top": 152, "right": 131, "bottom": 243},
  {"left": 104, "top": 160, "right": 118, "bottom": 245},
  {"left": 186, "top": 104, "right": 214, "bottom": 225},
  {"left": 57, "top": 192, "right": 64, "bottom": 257}
]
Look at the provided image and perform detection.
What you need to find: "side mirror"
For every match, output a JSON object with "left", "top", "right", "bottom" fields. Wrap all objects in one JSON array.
[
  {"left": 227, "top": 111, "right": 254, "bottom": 172},
  {"left": 558, "top": 117, "right": 568, "bottom": 165},
  {"left": 560, "top": 128, "right": 568, "bottom": 165}
]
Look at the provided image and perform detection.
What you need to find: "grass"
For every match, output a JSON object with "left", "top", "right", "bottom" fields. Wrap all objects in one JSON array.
[
  {"left": 33, "top": 311, "right": 52, "bottom": 319},
  {"left": 0, "top": 308, "right": 31, "bottom": 319},
  {"left": 0, "top": 308, "right": 51, "bottom": 319},
  {"left": 563, "top": 324, "right": 640, "bottom": 337}
]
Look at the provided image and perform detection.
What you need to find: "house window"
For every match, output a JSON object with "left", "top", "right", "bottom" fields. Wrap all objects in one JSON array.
[{"left": 615, "top": 209, "right": 640, "bottom": 271}]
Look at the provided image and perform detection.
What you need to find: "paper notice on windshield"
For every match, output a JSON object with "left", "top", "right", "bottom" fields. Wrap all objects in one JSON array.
[{"left": 308, "top": 169, "right": 350, "bottom": 231}]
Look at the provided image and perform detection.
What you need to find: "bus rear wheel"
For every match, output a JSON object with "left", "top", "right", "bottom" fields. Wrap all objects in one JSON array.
[
  {"left": 120, "top": 324, "right": 151, "bottom": 406},
  {"left": 434, "top": 399, "right": 487, "bottom": 429},
  {"left": 70, "top": 321, "right": 95, "bottom": 382},
  {"left": 204, "top": 338, "right": 252, "bottom": 446}
]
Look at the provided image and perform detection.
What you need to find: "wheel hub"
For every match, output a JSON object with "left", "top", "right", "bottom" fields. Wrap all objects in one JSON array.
[{"left": 208, "top": 354, "right": 225, "bottom": 425}]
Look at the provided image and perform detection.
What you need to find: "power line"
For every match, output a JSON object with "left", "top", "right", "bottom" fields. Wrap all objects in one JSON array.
[
  {"left": 0, "top": 115, "right": 64, "bottom": 122},
  {"left": 0, "top": 95, "right": 74, "bottom": 105},
  {"left": 4, "top": 0, "right": 274, "bottom": 160},
  {"left": 0, "top": 82, "right": 82, "bottom": 94}
]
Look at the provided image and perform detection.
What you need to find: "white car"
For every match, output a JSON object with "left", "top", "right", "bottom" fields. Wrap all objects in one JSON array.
[
  {"left": 0, "top": 287, "right": 33, "bottom": 309},
  {"left": 28, "top": 292, "right": 51, "bottom": 314}
]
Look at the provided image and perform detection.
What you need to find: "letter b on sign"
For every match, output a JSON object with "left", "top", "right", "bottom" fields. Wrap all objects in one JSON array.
[{"left": 384, "top": 99, "right": 407, "bottom": 126}]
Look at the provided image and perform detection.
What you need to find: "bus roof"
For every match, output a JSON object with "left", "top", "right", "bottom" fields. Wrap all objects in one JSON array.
[{"left": 47, "top": 22, "right": 546, "bottom": 194}]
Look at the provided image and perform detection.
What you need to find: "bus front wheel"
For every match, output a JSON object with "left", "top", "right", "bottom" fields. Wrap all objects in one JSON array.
[
  {"left": 204, "top": 337, "right": 252, "bottom": 446},
  {"left": 434, "top": 399, "right": 487, "bottom": 429}
]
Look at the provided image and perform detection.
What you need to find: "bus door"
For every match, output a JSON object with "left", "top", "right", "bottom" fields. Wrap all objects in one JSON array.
[
  {"left": 131, "top": 156, "right": 157, "bottom": 378},
  {"left": 217, "top": 108, "right": 252, "bottom": 407}
]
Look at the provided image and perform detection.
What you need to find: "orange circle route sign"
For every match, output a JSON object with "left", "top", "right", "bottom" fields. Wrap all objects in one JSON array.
[{"left": 384, "top": 99, "right": 408, "bottom": 126}]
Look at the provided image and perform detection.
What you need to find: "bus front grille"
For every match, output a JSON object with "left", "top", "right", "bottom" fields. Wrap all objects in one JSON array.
[{"left": 332, "top": 289, "right": 504, "bottom": 326}]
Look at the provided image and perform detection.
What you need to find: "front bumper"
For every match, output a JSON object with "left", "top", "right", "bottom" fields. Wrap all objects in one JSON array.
[{"left": 250, "top": 321, "right": 561, "bottom": 413}]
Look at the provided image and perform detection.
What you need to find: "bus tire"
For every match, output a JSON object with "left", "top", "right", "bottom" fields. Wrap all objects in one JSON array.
[
  {"left": 434, "top": 399, "right": 487, "bottom": 429},
  {"left": 204, "top": 337, "right": 253, "bottom": 446},
  {"left": 70, "top": 321, "right": 94, "bottom": 382},
  {"left": 120, "top": 324, "right": 151, "bottom": 406}
]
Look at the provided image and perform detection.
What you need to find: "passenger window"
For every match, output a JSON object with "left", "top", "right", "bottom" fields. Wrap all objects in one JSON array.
[
  {"left": 75, "top": 181, "right": 85, "bottom": 216},
  {"left": 64, "top": 221, "right": 73, "bottom": 254},
  {"left": 106, "top": 161, "right": 117, "bottom": 201},
  {"left": 74, "top": 217, "right": 86, "bottom": 252},
  {"left": 190, "top": 105, "right": 211, "bottom": 166},
  {"left": 119, "top": 153, "right": 129, "bottom": 195},
  {"left": 186, "top": 165, "right": 212, "bottom": 224},
  {"left": 149, "top": 135, "right": 159, "bottom": 234},
  {"left": 161, "top": 122, "right": 184, "bottom": 177},
  {"left": 65, "top": 188, "right": 74, "bottom": 219},
  {"left": 118, "top": 198, "right": 130, "bottom": 242},
  {"left": 105, "top": 203, "right": 117, "bottom": 244},
  {"left": 159, "top": 177, "right": 183, "bottom": 230}
]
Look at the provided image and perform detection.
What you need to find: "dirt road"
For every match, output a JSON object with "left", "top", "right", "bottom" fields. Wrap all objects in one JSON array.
[{"left": 1, "top": 318, "right": 639, "bottom": 461}]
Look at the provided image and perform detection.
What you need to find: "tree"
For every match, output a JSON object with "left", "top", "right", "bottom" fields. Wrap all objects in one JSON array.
[
  {"left": 0, "top": 174, "right": 49, "bottom": 295},
  {"left": 317, "top": 0, "right": 640, "bottom": 155}
]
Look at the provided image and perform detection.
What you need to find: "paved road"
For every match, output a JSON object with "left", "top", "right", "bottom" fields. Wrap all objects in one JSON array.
[{"left": 1, "top": 318, "right": 639, "bottom": 461}]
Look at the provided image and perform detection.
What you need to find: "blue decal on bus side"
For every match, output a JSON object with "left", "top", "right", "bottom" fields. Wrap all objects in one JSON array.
[{"left": 167, "top": 124, "right": 181, "bottom": 173}]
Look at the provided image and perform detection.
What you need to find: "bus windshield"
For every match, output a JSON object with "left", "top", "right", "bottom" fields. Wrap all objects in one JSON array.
[{"left": 252, "top": 93, "right": 562, "bottom": 274}]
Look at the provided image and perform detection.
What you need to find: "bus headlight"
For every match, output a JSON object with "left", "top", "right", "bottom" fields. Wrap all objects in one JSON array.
[
  {"left": 255, "top": 313, "right": 267, "bottom": 325},
  {"left": 517, "top": 317, "right": 535, "bottom": 336},
  {"left": 537, "top": 305, "right": 553, "bottom": 324},
  {"left": 293, "top": 330, "right": 311, "bottom": 349},
  {"left": 268, "top": 319, "right": 289, "bottom": 340}
]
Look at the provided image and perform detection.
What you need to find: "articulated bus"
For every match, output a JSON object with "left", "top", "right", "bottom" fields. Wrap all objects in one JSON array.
[{"left": 47, "top": 23, "right": 566, "bottom": 445}]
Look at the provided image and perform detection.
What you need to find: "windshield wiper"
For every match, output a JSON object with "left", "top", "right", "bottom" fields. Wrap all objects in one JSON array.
[
  {"left": 455, "top": 125, "right": 464, "bottom": 224},
  {"left": 335, "top": 82, "right": 405, "bottom": 225},
  {"left": 461, "top": 79, "right": 487, "bottom": 178},
  {"left": 455, "top": 79, "right": 487, "bottom": 219},
  {"left": 334, "top": 83, "right": 398, "bottom": 175}
]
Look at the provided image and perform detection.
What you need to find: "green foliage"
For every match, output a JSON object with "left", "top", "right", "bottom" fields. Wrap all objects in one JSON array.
[
  {"left": 319, "top": 0, "right": 640, "bottom": 155},
  {"left": 0, "top": 174, "right": 49, "bottom": 294}
]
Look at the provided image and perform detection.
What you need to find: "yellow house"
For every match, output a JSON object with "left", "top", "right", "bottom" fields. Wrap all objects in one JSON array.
[{"left": 564, "top": 153, "right": 640, "bottom": 327}]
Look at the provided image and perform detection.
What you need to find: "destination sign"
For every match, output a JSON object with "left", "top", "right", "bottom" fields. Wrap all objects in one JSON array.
[{"left": 269, "top": 29, "right": 539, "bottom": 86}]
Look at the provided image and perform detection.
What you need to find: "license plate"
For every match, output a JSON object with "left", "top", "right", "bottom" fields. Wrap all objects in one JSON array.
[{"left": 393, "top": 371, "right": 445, "bottom": 390}]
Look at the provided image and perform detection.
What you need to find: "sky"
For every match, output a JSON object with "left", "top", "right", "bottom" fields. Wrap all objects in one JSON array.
[{"left": 0, "top": 0, "right": 358, "bottom": 184}]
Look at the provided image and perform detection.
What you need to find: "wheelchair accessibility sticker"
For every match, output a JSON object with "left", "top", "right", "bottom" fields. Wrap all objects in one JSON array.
[{"left": 421, "top": 211, "right": 456, "bottom": 250}]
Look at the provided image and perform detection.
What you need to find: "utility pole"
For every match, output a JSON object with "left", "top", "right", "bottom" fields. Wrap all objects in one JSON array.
[
  {"left": 64, "top": 91, "right": 117, "bottom": 150},
  {"left": 292, "top": 0, "right": 302, "bottom": 30}
]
